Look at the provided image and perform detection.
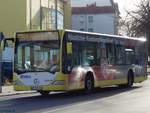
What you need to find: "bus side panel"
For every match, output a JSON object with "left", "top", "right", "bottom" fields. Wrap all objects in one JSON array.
[
  {"left": 94, "top": 65, "right": 128, "bottom": 87},
  {"left": 67, "top": 67, "right": 86, "bottom": 90},
  {"left": 134, "top": 42, "right": 148, "bottom": 83},
  {"left": 134, "top": 65, "right": 147, "bottom": 83}
]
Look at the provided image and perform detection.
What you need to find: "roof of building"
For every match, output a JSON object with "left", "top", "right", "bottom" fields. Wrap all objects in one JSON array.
[{"left": 72, "top": 4, "right": 115, "bottom": 14}]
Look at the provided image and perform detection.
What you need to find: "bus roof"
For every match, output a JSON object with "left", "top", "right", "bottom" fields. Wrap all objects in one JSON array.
[
  {"left": 65, "top": 29, "right": 146, "bottom": 42},
  {"left": 16, "top": 29, "right": 146, "bottom": 42}
]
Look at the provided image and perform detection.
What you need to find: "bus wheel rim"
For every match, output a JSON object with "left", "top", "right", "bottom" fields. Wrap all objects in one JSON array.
[{"left": 87, "top": 79, "right": 92, "bottom": 90}]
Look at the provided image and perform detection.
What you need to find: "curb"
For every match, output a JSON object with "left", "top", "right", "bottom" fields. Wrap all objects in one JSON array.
[{"left": 0, "top": 91, "right": 37, "bottom": 97}]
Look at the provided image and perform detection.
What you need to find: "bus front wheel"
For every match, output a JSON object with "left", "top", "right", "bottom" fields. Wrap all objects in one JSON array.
[
  {"left": 38, "top": 91, "right": 50, "bottom": 96},
  {"left": 85, "top": 73, "right": 94, "bottom": 94}
]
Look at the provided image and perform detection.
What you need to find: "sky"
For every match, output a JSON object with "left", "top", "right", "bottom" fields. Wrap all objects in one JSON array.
[{"left": 114, "top": 0, "right": 141, "bottom": 17}]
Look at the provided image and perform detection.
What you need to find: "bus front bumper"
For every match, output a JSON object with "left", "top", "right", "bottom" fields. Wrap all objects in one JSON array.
[
  {"left": 13, "top": 72, "right": 68, "bottom": 91},
  {"left": 14, "top": 85, "right": 66, "bottom": 91}
]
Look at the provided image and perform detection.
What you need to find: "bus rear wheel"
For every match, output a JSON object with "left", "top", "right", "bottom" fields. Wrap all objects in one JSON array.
[
  {"left": 118, "top": 71, "right": 134, "bottom": 88},
  {"left": 85, "top": 74, "right": 94, "bottom": 94},
  {"left": 38, "top": 91, "right": 50, "bottom": 96}
]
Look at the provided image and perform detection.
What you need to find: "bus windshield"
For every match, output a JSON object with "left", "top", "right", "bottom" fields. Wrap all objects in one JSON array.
[{"left": 16, "top": 40, "right": 60, "bottom": 73}]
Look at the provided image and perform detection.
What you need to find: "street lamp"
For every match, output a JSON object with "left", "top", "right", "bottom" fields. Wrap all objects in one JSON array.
[
  {"left": 0, "top": 32, "right": 4, "bottom": 93},
  {"left": 55, "top": 0, "right": 58, "bottom": 30}
]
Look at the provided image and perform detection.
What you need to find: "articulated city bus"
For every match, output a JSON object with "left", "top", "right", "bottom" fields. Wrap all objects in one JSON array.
[{"left": 14, "top": 30, "right": 147, "bottom": 95}]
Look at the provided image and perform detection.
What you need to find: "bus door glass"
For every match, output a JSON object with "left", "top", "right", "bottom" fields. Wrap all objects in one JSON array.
[{"left": 100, "top": 42, "right": 115, "bottom": 80}]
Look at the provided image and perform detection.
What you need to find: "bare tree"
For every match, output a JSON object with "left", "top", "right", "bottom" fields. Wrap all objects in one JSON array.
[
  {"left": 120, "top": 0, "right": 150, "bottom": 56},
  {"left": 118, "top": 16, "right": 137, "bottom": 37}
]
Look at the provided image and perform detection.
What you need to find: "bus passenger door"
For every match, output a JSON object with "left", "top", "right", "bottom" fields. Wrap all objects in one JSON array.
[
  {"left": 63, "top": 41, "right": 85, "bottom": 90},
  {"left": 100, "top": 43, "right": 115, "bottom": 80}
]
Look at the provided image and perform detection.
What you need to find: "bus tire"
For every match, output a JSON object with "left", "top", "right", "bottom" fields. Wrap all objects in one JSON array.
[
  {"left": 39, "top": 91, "right": 50, "bottom": 96},
  {"left": 85, "top": 73, "right": 94, "bottom": 94},
  {"left": 127, "top": 70, "right": 134, "bottom": 88}
]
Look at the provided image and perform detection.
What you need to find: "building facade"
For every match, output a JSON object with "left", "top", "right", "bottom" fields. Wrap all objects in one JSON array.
[
  {"left": 0, "top": 0, "right": 71, "bottom": 84},
  {"left": 71, "top": 0, "right": 119, "bottom": 35},
  {"left": 0, "top": 0, "right": 71, "bottom": 37}
]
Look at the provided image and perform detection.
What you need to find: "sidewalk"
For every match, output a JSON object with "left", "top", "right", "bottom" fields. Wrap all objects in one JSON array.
[{"left": 0, "top": 86, "right": 36, "bottom": 96}]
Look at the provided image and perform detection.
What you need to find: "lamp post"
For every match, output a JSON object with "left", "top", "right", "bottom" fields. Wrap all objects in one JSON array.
[
  {"left": 0, "top": 33, "right": 3, "bottom": 93},
  {"left": 55, "top": 0, "right": 58, "bottom": 30},
  {"left": 0, "top": 46, "right": 2, "bottom": 93}
]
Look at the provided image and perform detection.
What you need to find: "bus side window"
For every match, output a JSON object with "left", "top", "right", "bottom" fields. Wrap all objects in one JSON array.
[
  {"left": 82, "top": 42, "right": 97, "bottom": 66},
  {"left": 115, "top": 45, "right": 125, "bottom": 65},
  {"left": 101, "top": 43, "right": 106, "bottom": 58},
  {"left": 72, "top": 41, "right": 81, "bottom": 66},
  {"left": 100, "top": 43, "right": 107, "bottom": 64},
  {"left": 125, "top": 48, "right": 135, "bottom": 65},
  {"left": 135, "top": 44, "right": 146, "bottom": 65},
  {"left": 106, "top": 43, "right": 115, "bottom": 65},
  {"left": 97, "top": 43, "right": 101, "bottom": 65}
]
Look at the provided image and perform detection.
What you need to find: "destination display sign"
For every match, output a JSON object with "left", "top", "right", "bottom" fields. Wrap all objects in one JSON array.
[
  {"left": 68, "top": 32, "right": 116, "bottom": 44},
  {"left": 17, "top": 31, "right": 59, "bottom": 42}
]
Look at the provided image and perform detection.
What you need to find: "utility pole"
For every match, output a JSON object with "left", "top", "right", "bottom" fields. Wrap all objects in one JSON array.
[
  {"left": 29, "top": 0, "right": 32, "bottom": 30},
  {"left": 0, "top": 48, "right": 2, "bottom": 93},
  {"left": 0, "top": 33, "right": 3, "bottom": 93},
  {"left": 40, "top": 0, "right": 42, "bottom": 30},
  {"left": 55, "top": 0, "right": 58, "bottom": 30}
]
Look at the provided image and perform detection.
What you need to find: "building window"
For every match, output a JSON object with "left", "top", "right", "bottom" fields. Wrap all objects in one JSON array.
[
  {"left": 80, "top": 28, "right": 84, "bottom": 31},
  {"left": 57, "top": 11, "right": 64, "bottom": 29},
  {"left": 57, "top": 0, "right": 64, "bottom": 29},
  {"left": 51, "top": 8, "right": 56, "bottom": 29},
  {"left": 88, "top": 16, "right": 93, "bottom": 23},
  {"left": 41, "top": 0, "right": 64, "bottom": 30},
  {"left": 80, "top": 16, "right": 84, "bottom": 24},
  {"left": 88, "top": 28, "right": 93, "bottom": 32}
]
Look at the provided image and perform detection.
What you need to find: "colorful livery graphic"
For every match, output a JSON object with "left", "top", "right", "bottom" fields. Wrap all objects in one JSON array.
[{"left": 14, "top": 30, "right": 147, "bottom": 95}]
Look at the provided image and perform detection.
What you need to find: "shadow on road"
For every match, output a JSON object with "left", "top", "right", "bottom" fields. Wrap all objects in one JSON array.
[{"left": 0, "top": 86, "right": 142, "bottom": 113}]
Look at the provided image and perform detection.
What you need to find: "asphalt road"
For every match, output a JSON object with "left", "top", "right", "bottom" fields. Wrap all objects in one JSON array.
[{"left": 0, "top": 77, "right": 150, "bottom": 113}]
